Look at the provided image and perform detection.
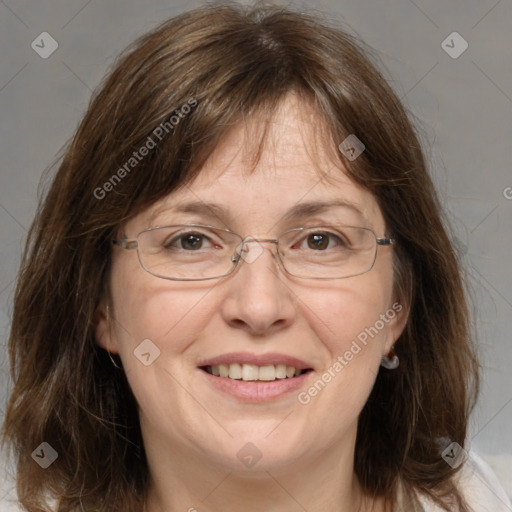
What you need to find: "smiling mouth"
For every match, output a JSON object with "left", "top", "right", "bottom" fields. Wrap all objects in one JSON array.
[{"left": 201, "top": 363, "right": 313, "bottom": 382}]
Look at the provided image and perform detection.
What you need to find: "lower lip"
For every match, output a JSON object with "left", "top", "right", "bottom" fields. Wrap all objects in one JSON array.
[{"left": 199, "top": 368, "right": 312, "bottom": 402}]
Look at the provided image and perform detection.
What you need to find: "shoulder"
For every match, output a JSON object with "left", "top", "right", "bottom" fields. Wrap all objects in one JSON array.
[{"left": 418, "top": 451, "right": 512, "bottom": 512}]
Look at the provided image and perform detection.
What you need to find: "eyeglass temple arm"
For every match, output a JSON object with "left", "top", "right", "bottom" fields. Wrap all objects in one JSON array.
[
  {"left": 376, "top": 237, "right": 395, "bottom": 245},
  {"left": 112, "top": 239, "right": 138, "bottom": 250}
]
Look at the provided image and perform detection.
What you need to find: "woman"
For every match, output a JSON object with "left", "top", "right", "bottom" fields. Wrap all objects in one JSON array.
[{"left": 2, "top": 3, "right": 510, "bottom": 511}]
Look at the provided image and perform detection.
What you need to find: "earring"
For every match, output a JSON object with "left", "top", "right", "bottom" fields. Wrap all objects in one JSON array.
[
  {"left": 381, "top": 347, "right": 399, "bottom": 370},
  {"left": 107, "top": 351, "right": 122, "bottom": 370}
]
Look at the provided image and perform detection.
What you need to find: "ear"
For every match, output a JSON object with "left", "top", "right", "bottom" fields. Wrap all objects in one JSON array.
[
  {"left": 93, "top": 299, "right": 118, "bottom": 354},
  {"left": 383, "top": 299, "right": 410, "bottom": 355}
]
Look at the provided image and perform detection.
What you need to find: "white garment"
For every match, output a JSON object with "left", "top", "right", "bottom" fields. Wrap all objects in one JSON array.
[{"left": 419, "top": 451, "right": 512, "bottom": 512}]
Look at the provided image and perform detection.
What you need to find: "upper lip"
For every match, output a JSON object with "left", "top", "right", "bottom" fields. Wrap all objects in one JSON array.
[{"left": 198, "top": 352, "right": 313, "bottom": 370}]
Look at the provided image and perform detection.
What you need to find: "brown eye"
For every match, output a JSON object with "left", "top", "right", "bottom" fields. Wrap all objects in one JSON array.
[
  {"left": 164, "top": 232, "right": 210, "bottom": 251},
  {"left": 307, "top": 233, "right": 330, "bottom": 250},
  {"left": 179, "top": 234, "right": 204, "bottom": 250}
]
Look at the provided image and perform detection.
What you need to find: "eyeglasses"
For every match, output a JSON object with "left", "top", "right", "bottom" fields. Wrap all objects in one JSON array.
[{"left": 112, "top": 224, "right": 395, "bottom": 281}]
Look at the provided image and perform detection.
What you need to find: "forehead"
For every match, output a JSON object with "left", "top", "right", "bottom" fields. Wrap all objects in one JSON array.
[
  {"left": 194, "top": 91, "right": 341, "bottom": 183},
  {"left": 129, "top": 93, "right": 384, "bottom": 233}
]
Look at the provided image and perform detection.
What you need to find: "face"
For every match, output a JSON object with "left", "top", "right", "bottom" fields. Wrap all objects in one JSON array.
[{"left": 96, "top": 93, "right": 407, "bottom": 475}]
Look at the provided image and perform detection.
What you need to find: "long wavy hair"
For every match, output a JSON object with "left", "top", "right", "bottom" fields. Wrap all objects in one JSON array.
[{"left": 2, "top": 3, "right": 479, "bottom": 511}]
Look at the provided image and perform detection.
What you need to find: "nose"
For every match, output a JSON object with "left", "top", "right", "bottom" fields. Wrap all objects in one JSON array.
[{"left": 220, "top": 241, "right": 297, "bottom": 336}]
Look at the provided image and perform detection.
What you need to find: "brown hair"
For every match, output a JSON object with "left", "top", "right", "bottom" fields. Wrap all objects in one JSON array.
[{"left": 2, "top": 3, "right": 479, "bottom": 511}]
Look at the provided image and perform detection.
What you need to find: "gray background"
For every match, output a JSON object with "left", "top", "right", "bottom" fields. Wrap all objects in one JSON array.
[{"left": 1, "top": 0, "right": 511, "bottom": 508}]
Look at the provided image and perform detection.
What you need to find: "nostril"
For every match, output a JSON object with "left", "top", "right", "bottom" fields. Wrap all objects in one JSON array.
[{"left": 229, "top": 319, "right": 247, "bottom": 329}]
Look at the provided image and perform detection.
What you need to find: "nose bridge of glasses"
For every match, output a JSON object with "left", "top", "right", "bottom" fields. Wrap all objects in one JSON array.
[
  {"left": 243, "top": 237, "right": 279, "bottom": 245},
  {"left": 232, "top": 237, "right": 279, "bottom": 265}
]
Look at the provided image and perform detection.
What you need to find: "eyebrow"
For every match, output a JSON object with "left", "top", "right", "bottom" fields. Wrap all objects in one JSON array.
[
  {"left": 148, "top": 199, "right": 368, "bottom": 227},
  {"left": 280, "top": 200, "right": 368, "bottom": 224},
  {"left": 148, "top": 201, "right": 232, "bottom": 227}
]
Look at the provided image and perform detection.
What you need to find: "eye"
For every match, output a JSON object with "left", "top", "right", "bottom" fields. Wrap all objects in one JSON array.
[
  {"left": 307, "top": 233, "right": 329, "bottom": 250},
  {"left": 179, "top": 233, "right": 205, "bottom": 250},
  {"left": 164, "top": 231, "right": 217, "bottom": 251},
  {"left": 302, "top": 232, "right": 345, "bottom": 251}
]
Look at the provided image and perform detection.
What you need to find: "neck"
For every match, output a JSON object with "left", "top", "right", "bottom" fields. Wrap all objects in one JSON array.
[{"left": 143, "top": 425, "right": 383, "bottom": 512}]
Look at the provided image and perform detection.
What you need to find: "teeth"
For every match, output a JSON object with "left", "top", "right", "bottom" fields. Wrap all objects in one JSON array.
[
  {"left": 258, "top": 365, "right": 276, "bottom": 381},
  {"left": 242, "top": 364, "right": 259, "bottom": 381},
  {"left": 276, "top": 364, "right": 287, "bottom": 379},
  {"left": 206, "top": 363, "right": 306, "bottom": 381},
  {"left": 228, "top": 363, "right": 242, "bottom": 379}
]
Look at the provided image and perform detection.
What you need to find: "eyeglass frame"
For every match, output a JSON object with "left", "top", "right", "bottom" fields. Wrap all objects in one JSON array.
[{"left": 112, "top": 223, "right": 395, "bottom": 281}]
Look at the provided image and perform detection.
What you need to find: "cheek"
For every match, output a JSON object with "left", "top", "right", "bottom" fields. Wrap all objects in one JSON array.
[
  {"left": 108, "top": 261, "right": 219, "bottom": 379},
  {"left": 112, "top": 281, "right": 217, "bottom": 355},
  {"left": 293, "top": 265, "right": 395, "bottom": 426},
  {"left": 108, "top": 275, "right": 222, "bottom": 429},
  {"left": 300, "top": 270, "right": 393, "bottom": 357}
]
